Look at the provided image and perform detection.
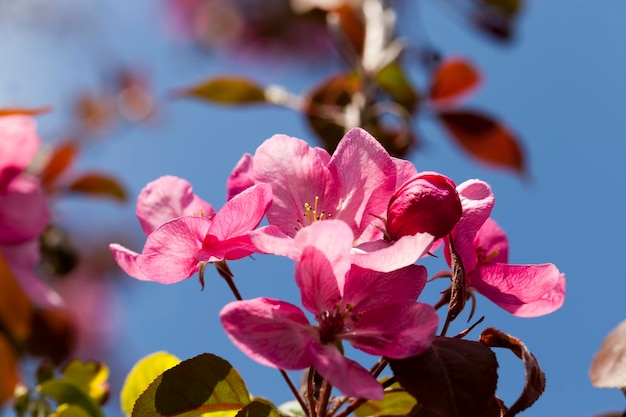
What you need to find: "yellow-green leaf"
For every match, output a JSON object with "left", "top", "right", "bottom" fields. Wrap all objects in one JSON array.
[
  {"left": 355, "top": 380, "right": 417, "bottom": 417},
  {"left": 38, "top": 380, "right": 104, "bottom": 417},
  {"left": 235, "top": 400, "right": 281, "bottom": 417},
  {"left": 62, "top": 359, "right": 109, "bottom": 405},
  {"left": 132, "top": 353, "right": 251, "bottom": 417},
  {"left": 50, "top": 404, "right": 92, "bottom": 417},
  {"left": 120, "top": 351, "right": 181, "bottom": 415},
  {"left": 178, "top": 77, "right": 267, "bottom": 105}
]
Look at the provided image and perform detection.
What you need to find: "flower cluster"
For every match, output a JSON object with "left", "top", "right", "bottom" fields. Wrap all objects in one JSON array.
[{"left": 111, "top": 127, "right": 565, "bottom": 400}]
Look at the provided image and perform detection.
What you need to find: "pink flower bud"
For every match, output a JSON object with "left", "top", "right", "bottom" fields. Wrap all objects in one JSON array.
[{"left": 386, "top": 172, "right": 462, "bottom": 240}]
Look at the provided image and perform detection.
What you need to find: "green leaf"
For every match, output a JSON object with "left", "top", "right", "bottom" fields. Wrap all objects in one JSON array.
[
  {"left": 121, "top": 351, "right": 181, "bottom": 415},
  {"left": 178, "top": 77, "right": 267, "bottom": 105},
  {"left": 38, "top": 380, "right": 104, "bottom": 417},
  {"left": 50, "top": 404, "right": 92, "bottom": 417},
  {"left": 355, "top": 380, "right": 416, "bottom": 417},
  {"left": 235, "top": 400, "right": 281, "bottom": 417},
  {"left": 132, "top": 353, "right": 251, "bottom": 417},
  {"left": 376, "top": 63, "right": 419, "bottom": 113}
]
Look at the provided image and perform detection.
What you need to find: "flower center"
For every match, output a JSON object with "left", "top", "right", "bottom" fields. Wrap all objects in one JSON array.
[
  {"left": 294, "top": 196, "right": 333, "bottom": 231},
  {"left": 317, "top": 300, "right": 362, "bottom": 344},
  {"left": 476, "top": 247, "right": 499, "bottom": 266}
]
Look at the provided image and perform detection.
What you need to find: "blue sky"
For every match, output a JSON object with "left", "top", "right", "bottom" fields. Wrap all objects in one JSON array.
[{"left": 2, "top": 1, "right": 626, "bottom": 416}]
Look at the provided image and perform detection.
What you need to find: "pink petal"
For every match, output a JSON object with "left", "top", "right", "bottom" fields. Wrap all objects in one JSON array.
[
  {"left": 346, "top": 302, "right": 438, "bottom": 359},
  {"left": 352, "top": 232, "right": 434, "bottom": 272},
  {"left": 226, "top": 153, "right": 255, "bottom": 200},
  {"left": 136, "top": 175, "right": 215, "bottom": 235},
  {"left": 139, "top": 216, "right": 211, "bottom": 283},
  {"left": 0, "top": 175, "right": 49, "bottom": 245},
  {"left": 251, "top": 134, "right": 337, "bottom": 237},
  {"left": 392, "top": 157, "right": 418, "bottom": 188},
  {"left": 329, "top": 128, "right": 396, "bottom": 240},
  {"left": 344, "top": 264, "right": 427, "bottom": 312},
  {"left": 249, "top": 225, "right": 296, "bottom": 256},
  {"left": 446, "top": 179, "right": 494, "bottom": 272},
  {"left": 312, "top": 343, "right": 384, "bottom": 400},
  {"left": 471, "top": 263, "right": 565, "bottom": 317},
  {"left": 199, "top": 234, "right": 258, "bottom": 262},
  {"left": 220, "top": 298, "right": 319, "bottom": 369},
  {"left": 474, "top": 218, "right": 509, "bottom": 264},
  {"left": 108, "top": 244, "right": 150, "bottom": 281},
  {"left": 296, "top": 246, "right": 342, "bottom": 315},
  {"left": 209, "top": 183, "right": 272, "bottom": 240},
  {"left": 0, "top": 116, "right": 39, "bottom": 191}
]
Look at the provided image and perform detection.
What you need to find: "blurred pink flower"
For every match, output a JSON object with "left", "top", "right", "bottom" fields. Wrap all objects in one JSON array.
[
  {"left": 220, "top": 221, "right": 437, "bottom": 399},
  {"left": 110, "top": 177, "right": 272, "bottom": 283},
  {"left": 446, "top": 180, "right": 565, "bottom": 317}
]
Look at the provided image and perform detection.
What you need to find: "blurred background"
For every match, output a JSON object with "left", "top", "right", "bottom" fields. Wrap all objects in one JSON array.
[{"left": 1, "top": 0, "right": 625, "bottom": 416}]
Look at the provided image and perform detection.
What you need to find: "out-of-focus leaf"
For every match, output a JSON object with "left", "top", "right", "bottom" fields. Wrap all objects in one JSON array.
[
  {"left": 429, "top": 58, "right": 481, "bottom": 105},
  {"left": 38, "top": 380, "right": 104, "bottom": 417},
  {"left": 480, "top": 327, "right": 545, "bottom": 417},
  {"left": 478, "top": 0, "right": 524, "bottom": 18},
  {"left": 389, "top": 336, "right": 501, "bottom": 417},
  {"left": 39, "top": 225, "right": 79, "bottom": 277},
  {"left": 74, "top": 93, "right": 115, "bottom": 133},
  {"left": 363, "top": 121, "right": 415, "bottom": 158},
  {"left": 0, "top": 336, "right": 20, "bottom": 405},
  {"left": 0, "top": 107, "right": 51, "bottom": 117},
  {"left": 116, "top": 70, "right": 156, "bottom": 123},
  {"left": 0, "top": 252, "right": 33, "bottom": 345},
  {"left": 305, "top": 73, "right": 361, "bottom": 153},
  {"left": 438, "top": 109, "right": 525, "bottom": 174},
  {"left": 132, "top": 353, "right": 250, "bottom": 417},
  {"left": 40, "top": 141, "right": 78, "bottom": 189},
  {"left": 333, "top": 4, "right": 365, "bottom": 55},
  {"left": 177, "top": 77, "right": 267, "bottom": 105},
  {"left": 26, "top": 307, "right": 77, "bottom": 365},
  {"left": 62, "top": 360, "right": 110, "bottom": 405},
  {"left": 590, "top": 319, "right": 626, "bottom": 389},
  {"left": 67, "top": 173, "right": 127, "bottom": 201},
  {"left": 376, "top": 63, "right": 419, "bottom": 113},
  {"left": 355, "top": 380, "right": 416, "bottom": 417},
  {"left": 235, "top": 400, "right": 281, "bottom": 417},
  {"left": 120, "top": 351, "right": 181, "bottom": 415},
  {"left": 50, "top": 404, "right": 92, "bottom": 417}
]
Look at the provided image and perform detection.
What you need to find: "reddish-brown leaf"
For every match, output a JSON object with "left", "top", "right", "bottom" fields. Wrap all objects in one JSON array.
[
  {"left": 67, "top": 172, "right": 127, "bottom": 201},
  {"left": 389, "top": 336, "right": 502, "bottom": 417},
  {"left": 590, "top": 320, "right": 626, "bottom": 389},
  {"left": 40, "top": 141, "right": 79, "bottom": 189},
  {"left": 0, "top": 336, "right": 20, "bottom": 405},
  {"left": 176, "top": 77, "right": 267, "bottom": 105},
  {"left": 429, "top": 58, "right": 482, "bottom": 105},
  {"left": 0, "top": 253, "right": 33, "bottom": 346},
  {"left": 480, "top": 327, "right": 545, "bottom": 417},
  {"left": 333, "top": 4, "right": 365, "bottom": 55},
  {"left": 0, "top": 107, "right": 52, "bottom": 117},
  {"left": 438, "top": 109, "right": 525, "bottom": 174},
  {"left": 26, "top": 307, "right": 77, "bottom": 365}
]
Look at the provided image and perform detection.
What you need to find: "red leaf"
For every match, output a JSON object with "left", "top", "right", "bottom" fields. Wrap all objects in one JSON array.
[
  {"left": 67, "top": 172, "right": 127, "bottom": 201},
  {"left": 40, "top": 141, "right": 79, "bottom": 189},
  {"left": 0, "top": 253, "right": 33, "bottom": 345},
  {"left": 438, "top": 109, "right": 525, "bottom": 174},
  {"left": 429, "top": 58, "right": 482, "bottom": 105},
  {"left": 0, "top": 336, "right": 20, "bottom": 405},
  {"left": 389, "top": 336, "right": 502, "bottom": 417},
  {"left": 26, "top": 307, "right": 77, "bottom": 365},
  {"left": 480, "top": 327, "right": 546, "bottom": 417},
  {"left": 333, "top": 5, "right": 366, "bottom": 55},
  {"left": 0, "top": 107, "right": 52, "bottom": 117}
]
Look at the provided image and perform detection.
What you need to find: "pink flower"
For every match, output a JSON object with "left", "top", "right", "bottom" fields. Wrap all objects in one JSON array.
[
  {"left": 386, "top": 172, "right": 462, "bottom": 241},
  {"left": 220, "top": 221, "right": 438, "bottom": 399},
  {"left": 109, "top": 176, "right": 272, "bottom": 283},
  {"left": 0, "top": 115, "right": 49, "bottom": 245},
  {"left": 446, "top": 180, "right": 565, "bottom": 317}
]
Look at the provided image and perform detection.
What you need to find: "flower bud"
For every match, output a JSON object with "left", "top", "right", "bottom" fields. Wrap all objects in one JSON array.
[{"left": 386, "top": 172, "right": 462, "bottom": 240}]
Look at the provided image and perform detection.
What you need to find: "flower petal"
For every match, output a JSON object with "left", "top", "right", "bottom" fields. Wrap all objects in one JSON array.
[
  {"left": 0, "top": 175, "right": 49, "bottom": 245},
  {"left": 0, "top": 116, "right": 39, "bottom": 191},
  {"left": 220, "top": 297, "right": 318, "bottom": 369},
  {"left": 312, "top": 344, "right": 384, "bottom": 400},
  {"left": 109, "top": 244, "right": 150, "bottom": 281},
  {"left": 352, "top": 232, "right": 434, "bottom": 272},
  {"left": 209, "top": 183, "right": 272, "bottom": 240},
  {"left": 471, "top": 263, "right": 565, "bottom": 317},
  {"left": 474, "top": 218, "right": 509, "bottom": 264},
  {"left": 139, "top": 216, "right": 211, "bottom": 283},
  {"left": 346, "top": 302, "right": 438, "bottom": 359},
  {"left": 392, "top": 157, "right": 418, "bottom": 188},
  {"left": 136, "top": 175, "right": 215, "bottom": 235},
  {"left": 226, "top": 153, "right": 255, "bottom": 200},
  {"left": 296, "top": 246, "right": 342, "bottom": 314},
  {"left": 329, "top": 128, "right": 396, "bottom": 240}
]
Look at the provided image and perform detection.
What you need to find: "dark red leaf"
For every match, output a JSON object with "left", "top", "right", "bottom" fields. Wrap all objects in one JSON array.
[
  {"left": 67, "top": 173, "right": 127, "bottom": 201},
  {"left": 0, "top": 336, "right": 20, "bottom": 405},
  {"left": 429, "top": 58, "right": 481, "bottom": 105},
  {"left": 389, "top": 336, "right": 502, "bottom": 417},
  {"left": 40, "top": 141, "right": 78, "bottom": 189},
  {"left": 480, "top": 327, "right": 545, "bottom": 417},
  {"left": 0, "top": 253, "right": 33, "bottom": 346},
  {"left": 26, "top": 307, "right": 77, "bottom": 365},
  {"left": 176, "top": 77, "right": 267, "bottom": 105},
  {"left": 333, "top": 5, "right": 365, "bottom": 55},
  {"left": 438, "top": 109, "right": 526, "bottom": 174}
]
